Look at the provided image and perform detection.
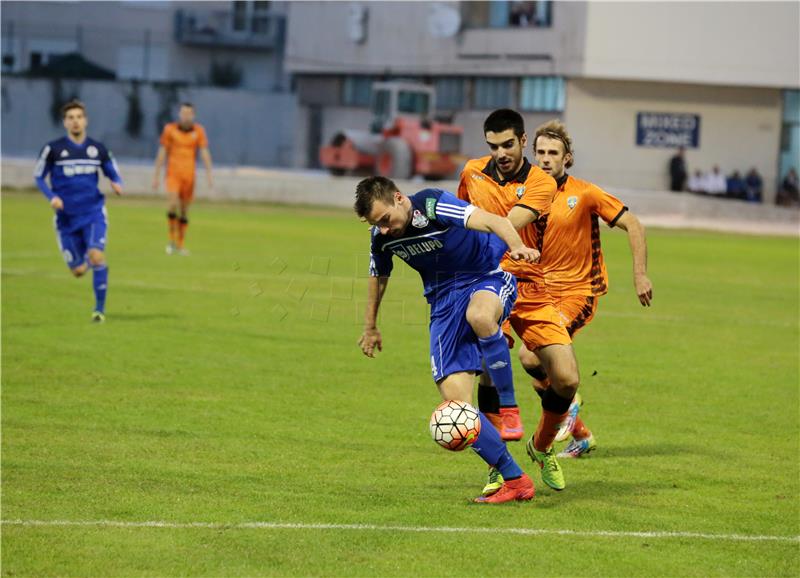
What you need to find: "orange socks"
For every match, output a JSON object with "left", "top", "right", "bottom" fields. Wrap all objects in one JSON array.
[
  {"left": 572, "top": 416, "right": 592, "bottom": 440},
  {"left": 178, "top": 218, "right": 188, "bottom": 248},
  {"left": 167, "top": 213, "right": 178, "bottom": 244},
  {"left": 533, "top": 408, "right": 569, "bottom": 452}
]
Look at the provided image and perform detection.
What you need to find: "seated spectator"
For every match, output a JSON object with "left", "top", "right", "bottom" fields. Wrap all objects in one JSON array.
[
  {"left": 744, "top": 168, "right": 763, "bottom": 203},
  {"left": 704, "top": 165, "right": 727, "bottom": 196},
  {"left": 726, "top": 171, "right": 747, "bottom": 200},
  {"left": 776, "top": 168, "right": 799, "bottom": 207},
  {"left": 688, "top": 169, "right": 706, "bottom": 194}
]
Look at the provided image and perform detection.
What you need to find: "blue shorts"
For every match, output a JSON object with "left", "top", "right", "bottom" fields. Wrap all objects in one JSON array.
[
  {"left": 54, "top": 208, "right": 108, "bottom": 269},
  {"left": 428, "top": 270, "right": 517, "bottom": 383}
]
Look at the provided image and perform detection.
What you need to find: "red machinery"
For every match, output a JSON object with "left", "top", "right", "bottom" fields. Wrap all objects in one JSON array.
[{"left": 320, "top": 81, "right": 465, "bottom": 180}]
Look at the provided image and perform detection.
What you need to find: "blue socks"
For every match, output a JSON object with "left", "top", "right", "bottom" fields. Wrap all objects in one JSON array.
[
  {"left": 471, "top": 412, "right": 523, "bottom": 480},
  {"left": 92, "top": 265, "right": 108, "bottom": 313},
  {"left": 478, "top": 329, "right": 517, "bottom": 406}
]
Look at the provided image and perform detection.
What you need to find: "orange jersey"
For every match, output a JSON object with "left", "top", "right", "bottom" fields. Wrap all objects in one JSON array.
[
  {"left": 160, "top": 122, "right": 208, "bottom": 178},
  {"left": 458, "top": 156, "right": 556, "bottom": 279},
  {"left": 541, "top": 175, "right": 627, "bottom": 297}
]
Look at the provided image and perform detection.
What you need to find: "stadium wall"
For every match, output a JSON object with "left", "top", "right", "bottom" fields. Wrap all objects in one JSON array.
[
  {"left": 3, "top": 159, "right": 796, "bottom": 237},
  {"left": 0, "top": 77, "right": 300, "bottom": 168},
  {"left": 564, "top": 78, "right": 785, "bottom": 203}
]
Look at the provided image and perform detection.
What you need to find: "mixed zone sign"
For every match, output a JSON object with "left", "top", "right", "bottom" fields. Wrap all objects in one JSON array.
[{"left": 636, "top": 112, "right": 700, "bottom": 148}]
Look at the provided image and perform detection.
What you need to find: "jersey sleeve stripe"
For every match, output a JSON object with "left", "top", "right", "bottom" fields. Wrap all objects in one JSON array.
[
  {"left": 33, "top": 145, "right": 51, "bottom": 177},
  {"left": 608, "top": 206, "right": 628, "bottom": 227}
]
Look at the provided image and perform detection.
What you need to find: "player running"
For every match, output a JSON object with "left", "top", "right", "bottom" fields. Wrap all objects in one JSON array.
[
  {"left": 458, "top": 109, "right": 578, "bottom": 495},
  {"left": 518, "top": 119, "right": 653, "bottom": 458},
  {"left": 34, "top": 100, "right": 123, "bottom": 323},
  {"left": 152, "top": 102, "right": 213, "bottom": 255},
  {"left": 355, "top": 176, "right": 538, "bottom": 504}
]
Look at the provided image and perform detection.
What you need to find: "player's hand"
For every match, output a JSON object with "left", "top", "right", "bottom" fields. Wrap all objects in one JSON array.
[
  {"left": 50, "top": 196, "right": 64, "bottom": 211},
  {"left": 635, "top": 274, "right": 653, "bottom": 306},
  {"left": 508, "top": 245, "right": 540, "bottom": 263},
  {"left": 151, "top": 176, "right": 160, "bottom": 191},
  {"left": 358, "top": 327, "right": 383, "bottom": 358},
  {"left": 111, "top": 182, "right": 124, "bottom": 196}
]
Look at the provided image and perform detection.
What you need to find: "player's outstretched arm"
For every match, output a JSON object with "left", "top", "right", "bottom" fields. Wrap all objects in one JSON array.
[
  {"left": 358, "top": 275, "right": 389, "bottom": 357},
  {"left": 466, "top": 208, "right": 540, "bottom": 263},
  {"left": 615, "top": 211, "right": 653, "bottom": 306},
  {"left": 152, "top": 146, "right": 167, "bottom": 190},
  {"left": 101, "top": 151, "right": 124, "bottom": 196},
  {"left": 200, "top": 147, "right": 214, "bottom": 189}
]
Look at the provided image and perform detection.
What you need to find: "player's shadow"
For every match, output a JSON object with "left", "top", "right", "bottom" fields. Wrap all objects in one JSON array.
[
  {"left": 112, "top": 312, "right": 180, "bottom": 322},
  {"left": 531, "top": 478, "right": 675, "bottom": 508},
  {"left": 595, "top": 442, "right": 701, "bottom": 459}
]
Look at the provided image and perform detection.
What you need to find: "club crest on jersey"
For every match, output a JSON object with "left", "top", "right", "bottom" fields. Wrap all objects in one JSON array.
[
  {"left": 516, "top": 185, "right": 525, "bottom": 199},
  {"left": 60, "top": 149, "right": 69, "bottom": 158},
  {"left": 86, "top": 145, "right": 99, "bottom": 158},
  {"left": 567, "top": 196, "right": 579, "bottom": 209},
  {"left": 412, "top": 209, "right": 429, "bottom": 228}
]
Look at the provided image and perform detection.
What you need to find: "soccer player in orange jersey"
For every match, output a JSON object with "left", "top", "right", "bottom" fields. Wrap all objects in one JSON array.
[
  {"left": 520, "top": 119, "right": 653, "bottom": 459},
  {"left": 458, "top": 109, "right": 578, "bottom": 493},
  {"left": 152, "top": 103, "right": 213, "bottom": 255}
]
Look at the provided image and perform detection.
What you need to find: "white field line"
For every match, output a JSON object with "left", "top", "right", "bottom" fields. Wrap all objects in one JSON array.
[{"left": 2, "top": 519, "right": 798, "bottom": 544}]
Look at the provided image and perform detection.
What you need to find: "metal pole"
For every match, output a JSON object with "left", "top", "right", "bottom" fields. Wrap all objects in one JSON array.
[{"left": 144, "top": 29, "right": 151, "bottom": 80}]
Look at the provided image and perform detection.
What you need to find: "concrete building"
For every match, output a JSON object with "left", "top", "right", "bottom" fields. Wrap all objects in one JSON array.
[
  {"left": 0, "top": 1, "right": 300, "bottom": 167},
  {"left": 1, "top": 0, "right": 287, "bottom": 91},
  {"left": 285, "top": 1, "right": 800, "bottom": 201}
]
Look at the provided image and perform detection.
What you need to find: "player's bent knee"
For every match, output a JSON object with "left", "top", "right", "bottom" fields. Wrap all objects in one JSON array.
[
  {"left": 88, "top": 251, "right": 106, "bottom": 267},
  {"left": 550, "top": 370, "right": 579, "bottom": 399},
  {"left": 465, "top": 308, "right": 498, "bottom": 337},
  {"left": 71, "top": 265, "right": 88, "bottom": 277},
  {"left": 518, "top": 346, "right": 540, "bottom": 370}
]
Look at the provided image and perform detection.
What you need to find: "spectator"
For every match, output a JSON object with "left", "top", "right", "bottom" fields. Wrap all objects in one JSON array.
[
  {"left": 688, "top": 169, "right": 706, "bottom": 194},
  {"left": 745, "top": 168, "right": 763, "bottom": 203},
  {"left": 726, "top": 171, "right": 746, "bottom": 200},
  {"left": 704, "top": 165, "right": 727, "bottom": 196},
  {"left": 776, "top": 168, "right": 799, "bottom": 207},
  {"left": 669, "top": 146, "right": 687, "bottom": 192}
]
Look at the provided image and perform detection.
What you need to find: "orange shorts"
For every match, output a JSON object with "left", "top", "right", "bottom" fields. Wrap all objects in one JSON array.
[
  {"left": 552, "top": 293, "right": 599, "bottom": 337},
  {"left": 165, "top": 174, "right": 195, "bottom": 202},
  {"left": 504, "top": 279, "right": 572, "bottom": 351}
]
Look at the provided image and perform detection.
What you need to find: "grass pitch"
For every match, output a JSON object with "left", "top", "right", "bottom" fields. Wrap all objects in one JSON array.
[{"left": 2, "top": 191, "right": 799, "bottom": 576}]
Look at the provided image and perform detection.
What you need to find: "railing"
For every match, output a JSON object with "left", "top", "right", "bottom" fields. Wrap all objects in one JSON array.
[{"left": 174, "top": 9, "right": 284, "bottom": 50}]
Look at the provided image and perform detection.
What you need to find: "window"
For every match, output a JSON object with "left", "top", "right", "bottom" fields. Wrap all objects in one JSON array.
[
  {"left": 519, "top": 76, "right": 564, "bottom": 111},
  {"left": 398, "top": 90, "right": 430, "bottom": 115},
  {"left": 343, "top": 76, "right": 374, "bottom": 107},
  {"left": 462, "top": 1, "right": 552, "bottom": 29},
  {"left": 435, "top": 78, "right": 464, "bottom": 110},
  {"left": 474, "top": 78, "right": 512, "bottom": 109}
]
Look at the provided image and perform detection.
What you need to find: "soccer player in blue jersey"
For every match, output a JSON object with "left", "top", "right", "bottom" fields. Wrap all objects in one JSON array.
[
  {"left": 355, "top": 176, "right": 539, "bottom": 504},
  {"left": 34, "top": 100, "right": 124, "bottom": 323}
]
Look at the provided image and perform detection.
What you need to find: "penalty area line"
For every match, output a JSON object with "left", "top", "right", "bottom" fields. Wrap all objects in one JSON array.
[{"left": 2, "top": 519, "right": 798, "bottom": 544}]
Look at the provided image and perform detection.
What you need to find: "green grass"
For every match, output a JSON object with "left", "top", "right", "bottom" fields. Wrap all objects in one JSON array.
[{"left": 2, "top": 190, "right": 799, "bottom": 577}]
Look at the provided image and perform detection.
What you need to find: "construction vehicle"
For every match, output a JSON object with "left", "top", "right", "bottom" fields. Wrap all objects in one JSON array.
[{"left": 319, "top": 81, "right": 465, "bottom": 180}]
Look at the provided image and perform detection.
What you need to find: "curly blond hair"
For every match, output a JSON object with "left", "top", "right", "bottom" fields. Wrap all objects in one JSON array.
[{"left": 533, "top": 119, "right": 574, "bottom": 169}]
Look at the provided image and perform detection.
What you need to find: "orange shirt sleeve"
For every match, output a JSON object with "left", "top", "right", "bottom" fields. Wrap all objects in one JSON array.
[
  {"left": 159, "top": 124, "right": 171, "bottom": 148},
  {"left": 457, "top": 169, "right": 471, "bottom": 202},
  {"left": 517, "top": 167, "right": 556, "bottom": 217},
  {"left": 588, "top": 184, "right": 627, "bottom": 227},
  {"left": 197, "top": 125, "right": 208, "bottom": 149}
]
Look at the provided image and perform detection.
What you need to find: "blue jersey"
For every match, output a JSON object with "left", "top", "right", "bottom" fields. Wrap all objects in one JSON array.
[
  {"left": 34, "top": 136, "right": 122, "bottom": 217},
  {"left": 369, "top": 189, "right": 508, "bottom": 301}
]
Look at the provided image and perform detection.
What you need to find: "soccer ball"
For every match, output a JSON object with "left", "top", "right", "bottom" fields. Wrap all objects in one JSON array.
[{"left": 429, "top": 399, "right": 481, "bottom": 451}]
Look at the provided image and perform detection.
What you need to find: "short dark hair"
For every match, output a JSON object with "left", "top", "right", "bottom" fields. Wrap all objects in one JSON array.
[
  {"left": 61, "top": 100, "right": 86, "bottom": 118},
  {"left": 180, "top": 102, "right": 194, "bottom": 110},
  {"left": 354, "top": 176, "right": 398, "bottom": 219},
  {"left": 483, "top": 109, "right": 525, "bottom": 138}
]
